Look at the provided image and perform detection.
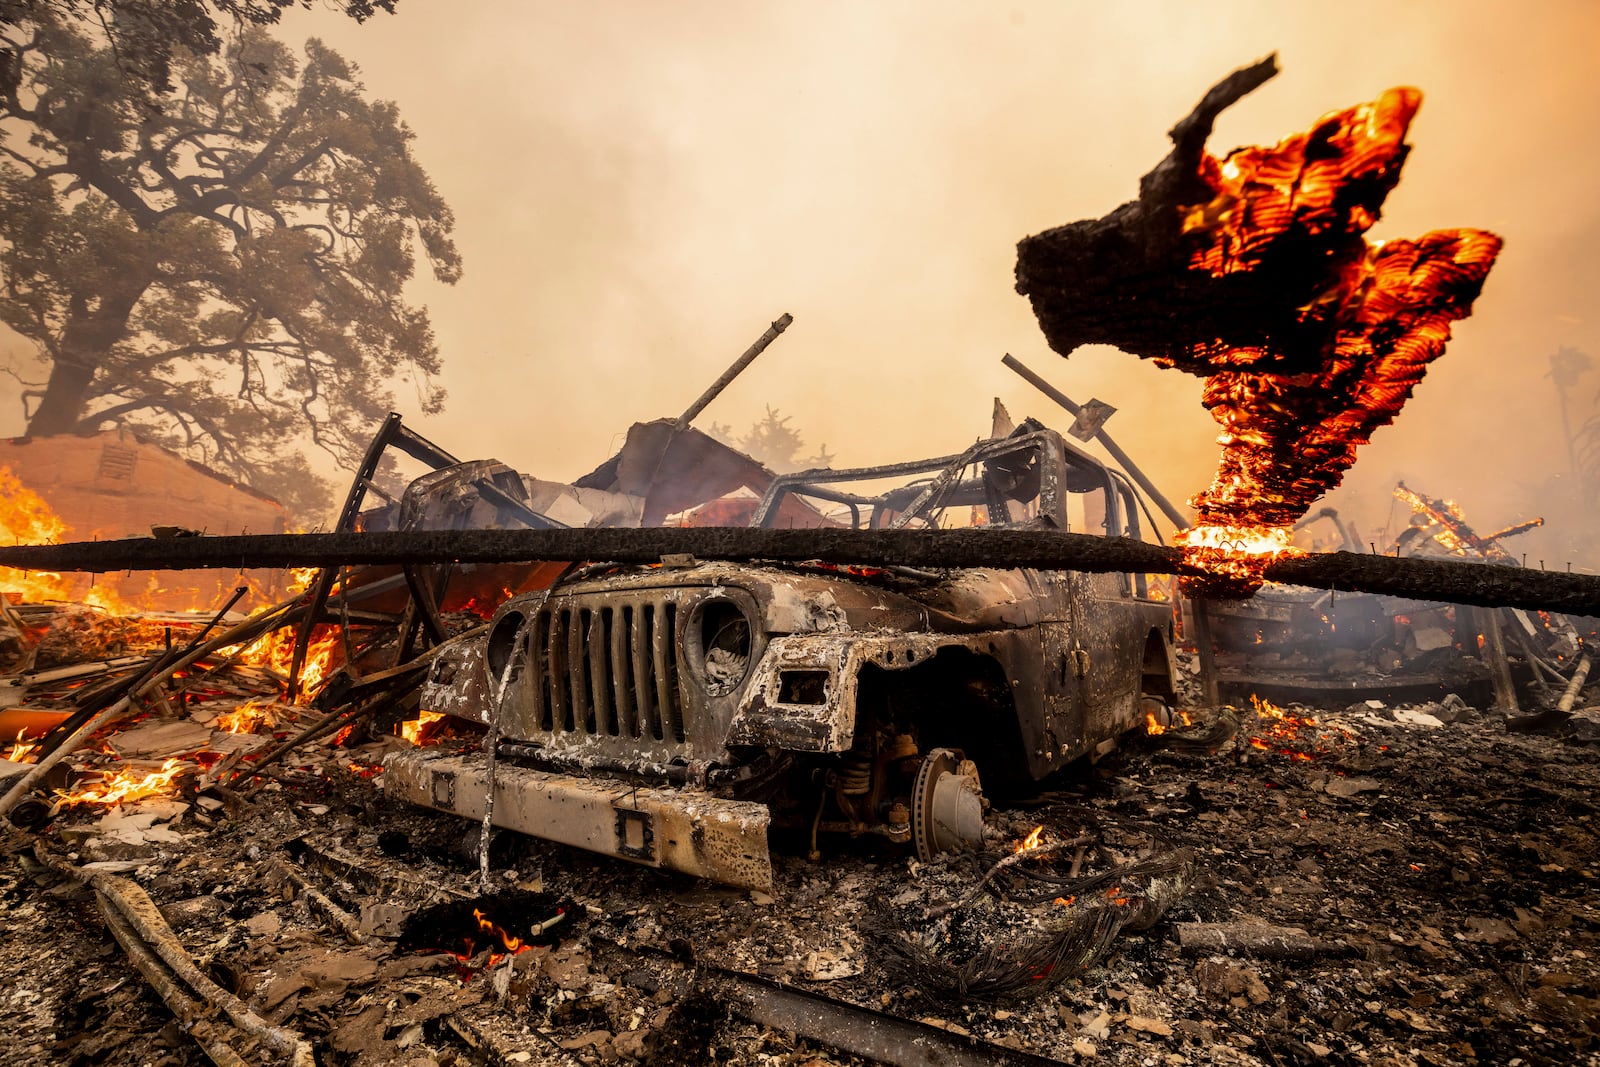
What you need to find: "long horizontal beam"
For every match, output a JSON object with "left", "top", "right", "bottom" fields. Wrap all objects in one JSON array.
[{"left": 0, "top": 529, "right": 1595, "bottom": 616}]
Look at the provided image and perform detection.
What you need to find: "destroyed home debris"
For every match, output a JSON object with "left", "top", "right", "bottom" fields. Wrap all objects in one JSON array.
[
  {"left": 1, "top": 392, "right": 1598, "bottom": 1066},
  {"left": 1015, "top": 56, "right": 1502, "bottom": 597},
  {"left": 1203, "top": 485, "right": 1596, "bottom": 716}
]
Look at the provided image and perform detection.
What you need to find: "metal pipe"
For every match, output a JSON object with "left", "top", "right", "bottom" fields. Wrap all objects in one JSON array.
[
  {"left": 675, "top": 313, "right": 794, "bottom": 429},
  {"left": 1002, "top": 354, "right": 1190, "bottom": 531}
]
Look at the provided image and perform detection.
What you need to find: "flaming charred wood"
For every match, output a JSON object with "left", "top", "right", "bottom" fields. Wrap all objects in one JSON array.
[
  {"left": 1015, "top": 55, "right": 1282, "bottom": 363},
  {"left": 3, "top": 529, "right": 1599, "bottom": 615},
  {"left": 0, "top": 594, "right": 308, "bottom": 819},
  {"left": 1016, "top": 56, "right": 1501, "bottom": 537}
]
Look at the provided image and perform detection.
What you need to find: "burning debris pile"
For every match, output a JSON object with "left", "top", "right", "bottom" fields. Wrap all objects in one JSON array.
[
  {"left": 1205, "top": 484, "right": 1595, "bottom": 713},
  {"left": 0, "top": 398, "right": 1596, "bottom": 1066},
  {"left": 1016, "top": 56, "right": 1502, "bottom": 596}
]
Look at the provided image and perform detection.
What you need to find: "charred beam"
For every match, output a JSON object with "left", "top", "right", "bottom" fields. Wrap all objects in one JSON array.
[{"left": 1, "top": 529, "right": 1597, "bottom": 616}]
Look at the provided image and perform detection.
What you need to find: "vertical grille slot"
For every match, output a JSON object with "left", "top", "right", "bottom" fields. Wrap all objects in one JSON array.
[
  {"left": 613, "top": 605, "right": 638, "bottom": 738},
  {"left": 571, "top": 608, "right": 593, "bottom": 733},
  {"left": 530, "top": 610, "right": 551, "bottom": 731},
  {"left": 590, "top": 608, "right": 617, "bottom": 736},
  {"left": 654, "top": 602, "right": 684, "bottom": 742},
  {"left": 643, "top": 604, "right": 666, "bottom": 740}
]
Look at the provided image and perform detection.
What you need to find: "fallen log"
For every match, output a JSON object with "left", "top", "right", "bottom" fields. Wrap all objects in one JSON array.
[
  {"left": 1176, "top": 921, "right": 1343, "bottom": 961},
  {"left": 37, "top": 847, "right": 316, "bottom": 1067},
  {"left": 1, "top": 529, "right": 1597, "bottom": 615}
]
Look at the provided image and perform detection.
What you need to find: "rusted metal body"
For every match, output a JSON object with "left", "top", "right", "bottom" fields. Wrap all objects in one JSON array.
[{"left": 411, "top": 427, "right": 1177, "bottom": 886}]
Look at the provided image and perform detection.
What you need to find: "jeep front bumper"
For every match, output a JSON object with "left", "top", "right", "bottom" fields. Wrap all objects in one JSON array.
[{"left": 382, "top": 748, "right": 773, "bottom": 892}]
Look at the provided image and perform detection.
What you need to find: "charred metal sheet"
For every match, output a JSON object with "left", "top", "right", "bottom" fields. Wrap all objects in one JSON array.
[
  {"left": 382, "top": 748, "right": 772, "bottom": 891},
  {"left": 730, "top": 633, "right": 961, "bottom": 753},
  {"left": 418, "top": 638, "right": 491, "bottom": 725}
]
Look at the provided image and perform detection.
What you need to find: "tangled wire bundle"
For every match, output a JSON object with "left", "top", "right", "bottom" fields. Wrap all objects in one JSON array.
[{"left": 870, "top": 846, "right": 1194, "bottom": 1000}]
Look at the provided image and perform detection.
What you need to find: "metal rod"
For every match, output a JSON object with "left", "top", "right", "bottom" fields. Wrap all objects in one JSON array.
[
  {"left": 675, "top": 313, "right": 794, "bottom": 429},
  {"left": 1002, "top": 354, "right": 1190, "bottom": 531}
]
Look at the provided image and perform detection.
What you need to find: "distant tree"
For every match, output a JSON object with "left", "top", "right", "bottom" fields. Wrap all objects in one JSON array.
[
  {"left": 0, "top": 2, "right": 397, "bottom": 95},
  {"left": 0, "top": 14, "right": 458, "bottom": 516},
  {"left": 734, "top": 406, "right": 831, "bottom": 473}
]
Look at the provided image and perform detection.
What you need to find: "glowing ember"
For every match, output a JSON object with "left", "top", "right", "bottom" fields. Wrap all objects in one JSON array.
[
  {"left": 56, "top": 758, "right": 184, "bottom": 806},
  {"left": 1245, "top": 693, "right": 1354, "bottom": 762},
  {"left": 1012, "top": 825, "right": 1045, "bottom": 854},
  {"left": 398, "top": 708, "right": 447, "bottom": 745},
  {"left": 3, "top": 728, "right": 42, "bottom": 763}
]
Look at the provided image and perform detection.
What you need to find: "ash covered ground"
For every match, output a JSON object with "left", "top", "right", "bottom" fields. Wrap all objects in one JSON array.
[{"left": 4, "top": 683, "right": 1599, "bottom": 1067}]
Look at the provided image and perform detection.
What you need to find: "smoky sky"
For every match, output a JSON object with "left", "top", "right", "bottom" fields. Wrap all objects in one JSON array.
[{"left": 5, "top": 1, "right": 1597, "bottom": 557}]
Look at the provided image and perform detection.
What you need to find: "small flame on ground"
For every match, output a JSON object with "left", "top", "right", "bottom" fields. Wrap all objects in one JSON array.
[
  {"left": 56, "top": 758, "right": 184, "bottom": 807},
  {"left": 229, "top": 626, "right": 342, "bottom": 703},
  {"left": 398, "top": 709, "right": 448, "bottom": 746},
  {"left": 450, "top": 908, "right": 538, "bottom": 969},
  {"left": 1145, "top": 709, "right": 1195, "bottom": 736},
  {"left": 1246, "top": 693, "right": 1353, "bottom": 762},
  {"left": 214, "top": 700, "right": 281, "bottom": 735},
  {"left": 3, "top": 729, "right": 42, "bottom": 763},
  {"left": 1012, "top": 825, "right": 1045, "bottom": 854}
]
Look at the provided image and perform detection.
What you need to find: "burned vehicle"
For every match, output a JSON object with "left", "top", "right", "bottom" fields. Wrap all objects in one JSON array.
[{"left": 386, "top": 424, "right": 1177, "bottom": 890}]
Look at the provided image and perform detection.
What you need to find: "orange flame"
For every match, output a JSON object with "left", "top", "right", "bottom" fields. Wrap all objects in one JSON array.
[
  {"left": 1178, "top": 89, "right": 1501, "bottom": 591},
  {"left": 1012, "top": 825, "right": 1045, "bottom": 854},
  {"left": 229, "top": 626, "right": 342, "bottom": 703},
  {"left": 56, "top": 758, "right": 184, "bottom": 807},
  {"left": 214, "top": 700, "right": 281, "bottom": 735},
  {"left": 0, "top": 464, "right": 72, "bottom": 605},
  {"left": 398, "top": 709, "right": 447, "bottom": 745},
  {"left": 3, "top": 729, "right": 42, "bottom": 763},
  {"left": 447, "top": 908, "right": 537, "bottom": 969}
]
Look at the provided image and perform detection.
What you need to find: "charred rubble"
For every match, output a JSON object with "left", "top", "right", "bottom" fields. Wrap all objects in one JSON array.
[{"left": 0, "top": 391, "right": 1596, "bottom": 1067}]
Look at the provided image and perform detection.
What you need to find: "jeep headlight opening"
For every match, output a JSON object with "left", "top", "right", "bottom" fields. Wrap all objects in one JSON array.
[
  {"left": 486, "top": 607, "right": 528, "bottom": 685},
  {"left": 689, "top": 596, "right": 754, "bottom": 696}
]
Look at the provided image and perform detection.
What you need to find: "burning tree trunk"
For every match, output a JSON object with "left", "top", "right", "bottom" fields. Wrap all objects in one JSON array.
[{"left": 1016, "top": 56, "right": 1502, "bottom": 596}]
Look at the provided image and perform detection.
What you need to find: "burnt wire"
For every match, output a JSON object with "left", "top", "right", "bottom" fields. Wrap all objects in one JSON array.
[{"left": 868, "top": 834, "right": 1193, "bottom": 1000}]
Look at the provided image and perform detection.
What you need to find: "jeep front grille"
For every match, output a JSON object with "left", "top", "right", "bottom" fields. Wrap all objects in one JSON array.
[{"left": 526, "top": 599, "right": 685, "bottom": 743}]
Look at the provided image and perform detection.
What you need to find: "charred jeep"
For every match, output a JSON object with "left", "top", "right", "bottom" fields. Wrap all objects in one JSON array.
[{"left": 386, "top": 425, "right": 1176, "bottom": 890}]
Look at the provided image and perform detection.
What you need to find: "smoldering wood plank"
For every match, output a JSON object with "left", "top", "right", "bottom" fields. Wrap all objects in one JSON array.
[{"left": 0, "top": 528, "right": 1597, "bottom": 615}]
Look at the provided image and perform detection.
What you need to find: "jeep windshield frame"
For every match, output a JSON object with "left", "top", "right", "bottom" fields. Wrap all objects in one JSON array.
[{"left": 749, "top": 428, "right": 1134, "bottom": 536}]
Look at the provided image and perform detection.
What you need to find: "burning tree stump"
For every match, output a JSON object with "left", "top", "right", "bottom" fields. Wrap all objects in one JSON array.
[{"left": 1016, "top": 55, "right": 1503, "bottom": 596}]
